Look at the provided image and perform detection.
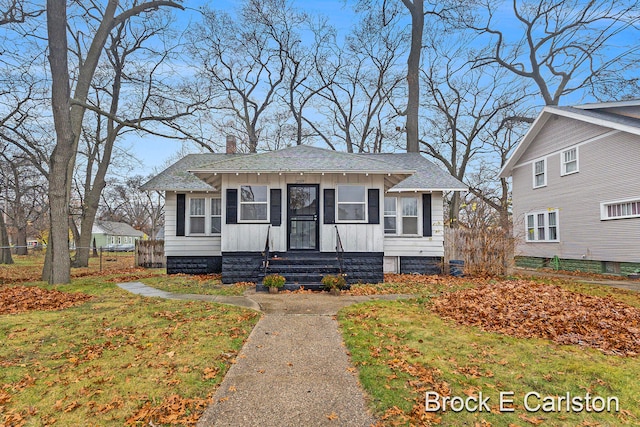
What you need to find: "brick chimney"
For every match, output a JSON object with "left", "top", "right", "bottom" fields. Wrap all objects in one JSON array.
[{"left": 226, "top": 135, "right": 237, "bottom": 154}]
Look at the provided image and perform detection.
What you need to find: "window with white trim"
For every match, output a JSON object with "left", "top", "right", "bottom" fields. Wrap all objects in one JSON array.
[
  {"left": 337, "top": 185, "right": 366, "bottom": 221},
  {"left": 240, "top": 185, "right": 268, "bottom": 221},
  {"left": 525, "top": 209, "right": 559, "bottom": 242},
  {"left": 384, "top": 197, "right": 397, "bottom": 234},
  {"left": 533, "top": 159, "right": 546, "bottom": 188},
  {"left": 561, "top": 147, "right": 578, "bottom": 175},
  {"left": 189, "top": 198, "right": 206, "bottom": 234},
  {"left": 401, "top": 198, "right": 419, "bottom": 235},
  {"left": 211, "top": 198, "right": 222, "bottom": 233},
  {"left": 601, "top": 198, "right": 640, "bottom": 220}
]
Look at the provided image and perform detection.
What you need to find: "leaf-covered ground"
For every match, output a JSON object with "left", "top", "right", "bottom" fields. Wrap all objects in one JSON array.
[
  {"left": 432, "top": 280, "right": 640, "bottom": 356},
  {"left": 0, "top": 286, "right": 92, "bottom": 315}
]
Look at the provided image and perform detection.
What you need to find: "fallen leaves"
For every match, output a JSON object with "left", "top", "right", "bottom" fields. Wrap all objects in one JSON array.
[
  {"left": 125, "top": 394, "right": 210, "bottom": 426},
  {"left": 0, "top": 286, "right": 92, "bottom": 315},
  {"left": 432, "top": 280, "right": 640, "bottom": 356}
]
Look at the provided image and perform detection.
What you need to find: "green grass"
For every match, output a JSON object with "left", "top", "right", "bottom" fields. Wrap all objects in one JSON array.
[
  {"left": 140, "top": 275, "right": 254, "bottom": 296},
  {"left": 339, "top": 296, "right": 640, "bottom": 426},
  {"left": 0, "top": 277, "right": 260, "bottom": 426}
]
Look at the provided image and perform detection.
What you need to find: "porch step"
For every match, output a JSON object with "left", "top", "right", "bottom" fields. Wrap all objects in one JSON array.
[
  {"left": 258, "top": 252, "right": 344, "bottom": 292},
  {"left": 256, "top": 282, "right": 326, "bottom": 292}
]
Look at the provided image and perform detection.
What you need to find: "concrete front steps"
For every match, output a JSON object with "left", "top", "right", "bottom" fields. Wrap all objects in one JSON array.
[{"left": 257, "top": 251, "right": 343, "bottom": 292}]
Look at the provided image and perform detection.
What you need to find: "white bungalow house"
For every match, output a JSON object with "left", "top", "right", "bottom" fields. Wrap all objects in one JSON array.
[
  {"left": 142, "top": 143, "right": 466, "bottom": 287},
  {"left": 500, "top": 100, "right": 640, "bottom": 275}
]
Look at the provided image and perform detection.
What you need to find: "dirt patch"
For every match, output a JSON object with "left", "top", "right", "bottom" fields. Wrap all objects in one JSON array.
[
  {"left": 432, "top": 280, "right": 640, "bottom": 356},
  {"left": 0, "top": 286, "right": 92, "bottom": 315}
]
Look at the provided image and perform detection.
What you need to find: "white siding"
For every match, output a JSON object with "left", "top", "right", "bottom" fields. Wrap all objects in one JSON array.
[
  {"left": 512, "top": 126, "right": 640, "bottom": 263},
  {"left": 382, "top": 192, "right": 445, "bottom": 257},
  {"left": 164, "top": 192, "right": 222, "bottom": 257}
]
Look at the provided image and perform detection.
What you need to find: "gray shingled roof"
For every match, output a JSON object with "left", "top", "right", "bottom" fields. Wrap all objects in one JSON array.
[
  {"left": 367, "top": 153, "right": 467, "bottom": 191},
  {"left": 94, "top": 220, "right": 144, "bottom": 237},
  {"left": 189, "top": 145, "right": 413, "bottom": 174},
  {"left": 140, "top": 153, "right": 237, "bottom": 191},
  {"left": 143, "top": 145, "right": 466, "bottom": 192}
]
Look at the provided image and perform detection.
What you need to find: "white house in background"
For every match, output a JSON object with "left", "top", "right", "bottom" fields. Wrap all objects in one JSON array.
[
  {"left": 142, "top": 143, "right": 466, "bottom": 288},
  {"left": 500, "top": 100, "right": 640, "bottom": 274}
]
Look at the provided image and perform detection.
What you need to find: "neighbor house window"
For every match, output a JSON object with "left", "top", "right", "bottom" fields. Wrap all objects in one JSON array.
[
  {"left": 240, "top": 185, "right": 268, "bottom": 221},
  {"left": 384, "top": 197, "right": 397, "bottom": 234},
  {"left": 533, "top": 159, "right": 546, "bottom": 188},
  {"left": 561, "top": 147, "right": 578, "bottom": 175},
  {"left": 601, "top": 198, "right": 640, "bottom": 220},
  {"left": 211, "top": 198, "right": 222, "bottom": 233},
  {"left": 337, "top": 185, "right": 366, "bottom": 221},
  {"left": 401, "top": 198, "right": 419, "bottom": 235},
  {"left": 525, "top": 209, "right": 559, "bottom": 242},
  {"left": 189, "top": 197, "right": 206, "bottom": 234}
]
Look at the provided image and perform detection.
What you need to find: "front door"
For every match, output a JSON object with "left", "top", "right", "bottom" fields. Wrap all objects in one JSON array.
[{"left": 287, "top": 184, "right": 319, "bottom": 250}]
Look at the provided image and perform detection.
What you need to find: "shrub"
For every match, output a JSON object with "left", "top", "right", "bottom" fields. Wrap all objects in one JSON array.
[
  {"left": 321, "top": 274, "right": 346, "bottom": 290},
  {"left": 263, "top": 273, "right": 286, "bottom": 288}
]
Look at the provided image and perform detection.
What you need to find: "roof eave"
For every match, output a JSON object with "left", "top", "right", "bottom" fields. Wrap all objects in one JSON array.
[
  {"left": 387, "top": 186, "right": 468, "bottom": 193},
  {"left": 188, "top": 169, "right": 417, "bottom": 175}
]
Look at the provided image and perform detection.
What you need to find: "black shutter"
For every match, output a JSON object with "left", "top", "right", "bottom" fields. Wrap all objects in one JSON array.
[
  {"left": 226, "top": 189, "right": 238, "bottom": 224},
  {"left": 422, "top": 193, "right": 432, "bottom": 237},
  {"left": 176, "top": 193, "right": 186, "bottom": 236},
  {"left": 323, "top": 189, "right": 335, "bottom": 224},
  {"left": 368, "top": 189, "right": 380, "bottom": 224},
  {"left": 270, "top": 189, "right": 282, "bottom": 226}
]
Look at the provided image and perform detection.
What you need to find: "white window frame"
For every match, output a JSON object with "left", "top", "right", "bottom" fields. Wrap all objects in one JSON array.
[
  {"left": 337, "top": 185, "right": 367, "bottom": 222},
  {"left": 384, "top": 196, "right": 397, "bottom": 234},
  {"left": 239, "top": 185, "right": 269, "bottom": 223},
  {"left": 600, "top": 197, "right": 640, "bottom": 220},
  {"left": 525, "top": 209, "right": 560, "bottom": 242},
  {"left": 210, "top": 198, "right": 222, "bottom": 234},
  {"left": 400, "top": 197, "right": 420, "bottom": 236},
  {"left": 188, "top": 197, "right": 207, "bottom": 235},
  {"left": 187, "top": 195, "right": 223, "bottom": 235},
  {"left": 532, "top": 158, "right": 547, "bottom": 188},
  {"left": 561, "top": 147, "right": 579, "bottom": 176}
]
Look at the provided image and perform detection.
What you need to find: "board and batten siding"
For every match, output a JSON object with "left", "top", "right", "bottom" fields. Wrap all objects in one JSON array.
[
  {"left": 512, "top": 127, "right": 640, "bottom": 263},
  {"left": 164, "top": 192, "right": 222, "bottom": 257},
  {"left": 383, "top": 192, "right": 445, "bottom": 257},
  {"left": 221, "top": 173, "right": 385, "bottom": 253}
]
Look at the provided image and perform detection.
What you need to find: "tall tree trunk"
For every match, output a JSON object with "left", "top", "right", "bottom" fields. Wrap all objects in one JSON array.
[
  {"left": 15, "top": 226, "right": 27, "bottom": 255},
  {"left": 44, "top": 0, "right": 74, "bottom": 284},
  {"left": 0, "top": 210, "right": 13, "bottom": 264},
  {"left": 402, "top": 0, "right": 423, "bottom": 153}
]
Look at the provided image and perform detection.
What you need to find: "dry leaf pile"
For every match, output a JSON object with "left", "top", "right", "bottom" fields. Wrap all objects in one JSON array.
[
  {"left": 433, "top": 280, "right": 640, "bottom": 356},
  {"left": 0, "top": 286, "right": 92, "bottom": 315}
]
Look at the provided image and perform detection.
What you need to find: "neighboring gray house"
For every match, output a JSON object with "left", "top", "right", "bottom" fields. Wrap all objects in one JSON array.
[
  {"left": 92, "top": 220, "right": 144, "bottom": 251},
  {"left": 500, "top": 100, "right": 640, "bottom": 274},
  {"left": 142, "top": 144, "right": 466, "bottom": 287}
]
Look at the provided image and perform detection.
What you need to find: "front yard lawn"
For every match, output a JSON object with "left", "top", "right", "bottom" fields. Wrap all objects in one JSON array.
[
  {"left": 339, "top": 276, "right": 640, "bottom": 426},
  {"left": 140, "top": 274, "right": 254, "bottom": 296},
  {"left": 0, "top": 278, "right": 259, "bottom": 426}
]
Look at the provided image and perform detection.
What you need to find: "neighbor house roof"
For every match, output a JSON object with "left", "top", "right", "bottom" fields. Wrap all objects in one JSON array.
[
  {"left": 499, "top": 102, "right": 640, "bottom": 178},
  {"left": 143, "top": 144, "right": 466, "bottom": 192},
  {"left": 92, "top": 221, "right": 144, "bottom": 237}
]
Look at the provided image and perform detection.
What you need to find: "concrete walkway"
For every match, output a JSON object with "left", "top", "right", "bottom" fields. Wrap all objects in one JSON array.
[{"left": 117, "top": 282, "right": 409, "bottom": 426}]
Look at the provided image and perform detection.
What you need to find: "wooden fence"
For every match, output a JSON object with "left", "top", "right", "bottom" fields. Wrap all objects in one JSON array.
[
  {"left": 135, "top": 240, "right": 166, "bottom": 268},
  {"left": 444, "top": 227, "right": 514, "bottom": 276}
]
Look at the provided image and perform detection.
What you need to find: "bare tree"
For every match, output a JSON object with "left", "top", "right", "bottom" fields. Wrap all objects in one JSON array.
[
  {"left": 468, "top": 0, "right": 640, "bottom": 106},
  {"left": 0, "top": 0, "right": 44, "bottom": 25},
  {"left": 44, "top": 0, "right": 182, "bottom": 284},
  {"left": 191, "top": 0, "right": 297, "bottom": 153},
  {"left": 312, "top": 6, "right": 406, "bottom": 153}
]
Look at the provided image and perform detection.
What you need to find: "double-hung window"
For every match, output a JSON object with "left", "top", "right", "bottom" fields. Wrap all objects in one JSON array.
[
  {"left": 337, "top": 185, "right": 366, "bottom": 221},
  {"left": 401, "top": 198, "right": 419, "bottom": 235},
  {"left": 526, "top": 209, "right": 559, "bottom": 242},
  {"left": 561, "top": 147, "right": 578, "bottom": 175},
  {"left": 240, "top": 185, "right": 268, "bottom": 221},
  {"left": 211, "top": 198, "right": 222, "bottom": 233},
  {"left": 384, "top": 197, "right": 397, "bottom": 234},
  {"left": 189, "top": 198, "right": 206, "bottom": 234},
  {"left": 533, "top": 159, "right": 546, "bottom": 188}
]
